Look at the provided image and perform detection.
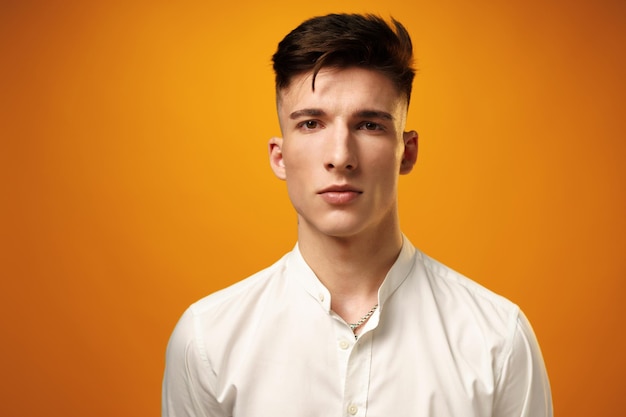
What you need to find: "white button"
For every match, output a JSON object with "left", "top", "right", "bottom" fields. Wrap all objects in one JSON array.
[
  {"left": 318, "top": 293, "right": 325, "bottom": 302},
  {"left": 348, "top": 404, "right": 358, "bottom": 415},
  {"left": 338, "top": 339, "right": 350, "bottom": 350}
]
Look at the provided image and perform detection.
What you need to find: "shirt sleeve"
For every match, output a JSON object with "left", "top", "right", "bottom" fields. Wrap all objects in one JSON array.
[
  {"left": 162, "top": 308, "right": 226, "bottom": 417},
  {"left": 493, "top": 310, "right": 553, "bottom": 417}
]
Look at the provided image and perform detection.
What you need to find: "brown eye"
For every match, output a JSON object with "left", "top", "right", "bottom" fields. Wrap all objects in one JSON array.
[
  {"left": 304, "top": 120, "right": 318, "bottom": 129},
  {"left": 360, "top": 122, "right": 383, "bottom": 131}
]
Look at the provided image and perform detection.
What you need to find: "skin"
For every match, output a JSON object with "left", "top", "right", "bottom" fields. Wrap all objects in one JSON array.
[{"left": 268, "top": 67, "right": 418, "bottom": 326}]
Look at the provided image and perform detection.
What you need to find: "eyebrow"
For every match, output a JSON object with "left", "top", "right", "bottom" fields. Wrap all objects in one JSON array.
[
  {"left": 289, "top": 108, "right": 394, "bottom": 121},
  {"left": 356, "top": 110, "right": 395, "bottom": 121},
  {"left": 289, "top": 108, "right": 325, "bottom": 119}
]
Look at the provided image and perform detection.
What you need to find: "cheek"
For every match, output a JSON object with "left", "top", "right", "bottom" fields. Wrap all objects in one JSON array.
[
  {"left": 282, "top": 144, "right": 321, "bottom": 177},
  {"left": 282, "top": 158, "right": 310, "bottom": 195},
  {"left": 283, "top": 156, "right": 308, "bottom": 178},
  {"left": 367, "top": 145, "right": 404, "bottom": 173}
]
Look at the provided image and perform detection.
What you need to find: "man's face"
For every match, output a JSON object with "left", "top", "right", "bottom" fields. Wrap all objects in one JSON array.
[{"left": 269, "top": 67, "right": 418, "bottom": 240}]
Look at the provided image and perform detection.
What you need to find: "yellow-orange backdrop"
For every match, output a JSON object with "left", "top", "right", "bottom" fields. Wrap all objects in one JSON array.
[{"left": 1, "top": 0, "right": 624, "bottom": 415}]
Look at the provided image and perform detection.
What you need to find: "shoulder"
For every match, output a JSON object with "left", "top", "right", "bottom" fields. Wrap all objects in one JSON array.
[
  {"left": 193, "top": 256, "right": 286, "bottom": 313},
  {"left": 162, "top": 257, "right": 293, "bottom": 417},
  {"left": 412, "top": 250, "right": 523, "bottom": 367},
  {"left": 167, "top": 252, "right": 290, "bottom": 357},
  {"left": 184, "top": 252, "right": 290, "bottom": 329},
  {"left": 404, "top": 248, "right": 552, "bottom": 414},
  {"left": 418, "top": 250, "right": 520, "bottom": 323},
  {"left": 164, "top": 249, "right": 305, "bottom": 404},
  {"left": 416, "top": 250, "right": 551, "bottom": 385}
]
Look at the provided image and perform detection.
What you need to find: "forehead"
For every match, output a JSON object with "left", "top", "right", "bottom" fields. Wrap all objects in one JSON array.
[{"left": 277, "top": 67, "right": 407, "bottom": 117}]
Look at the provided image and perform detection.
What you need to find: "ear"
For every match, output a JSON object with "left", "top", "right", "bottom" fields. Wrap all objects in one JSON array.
[
  {"left": 400, "top": 130, "right": 418, "bottom": 175},
  {"left": 268, "top": 136, "right": 286, "bottom": 180}
]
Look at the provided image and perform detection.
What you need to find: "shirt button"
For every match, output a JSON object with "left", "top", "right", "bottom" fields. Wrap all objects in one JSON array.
[
  {"left": 348, "top": 404, "right": 358, "bottom": 415},
  {"left": 318, "top": 293, "right": 325, "bottom": 302},
  {"left": 338, "top": 340, "right": 350, "bottom": 350}
]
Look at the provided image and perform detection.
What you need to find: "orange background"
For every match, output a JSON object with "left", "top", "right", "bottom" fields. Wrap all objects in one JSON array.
[{"left": 1, "top": 0, "right": 624, "bottom": 415}]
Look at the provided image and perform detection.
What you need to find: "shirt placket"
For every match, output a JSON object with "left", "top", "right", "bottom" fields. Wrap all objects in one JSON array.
[{"left": 335, "top": 323, "right": 373, "bottom": 417}]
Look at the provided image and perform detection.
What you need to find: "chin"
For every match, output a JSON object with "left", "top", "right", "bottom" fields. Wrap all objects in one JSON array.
[
  {"left": 306, "top": 220, "right": 370, "bottom": 240},
  {"left": 297, "top": 209, "right": 381, "bottom": 239}
]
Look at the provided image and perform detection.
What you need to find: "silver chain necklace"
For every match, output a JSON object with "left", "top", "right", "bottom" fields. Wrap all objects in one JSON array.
[{"left": 348, "top": 304, "right": 379, "bottom": 336}]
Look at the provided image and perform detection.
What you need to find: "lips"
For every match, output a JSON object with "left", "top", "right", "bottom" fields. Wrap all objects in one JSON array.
[{"left": 318, "top": 185, "right": 362, "bottom": 205}]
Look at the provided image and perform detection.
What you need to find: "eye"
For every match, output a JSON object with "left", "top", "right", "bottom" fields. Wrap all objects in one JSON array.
[
  {"left": 297, "top": 120, "right": 320, "bottom": 130},
  {"left": 359, "top": 121, "right": 384, "bottom": 131}
]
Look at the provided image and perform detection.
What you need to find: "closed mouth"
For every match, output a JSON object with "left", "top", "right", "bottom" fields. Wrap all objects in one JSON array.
[{"left": 318, "top": 185, "right": 362, "bottom": 194}]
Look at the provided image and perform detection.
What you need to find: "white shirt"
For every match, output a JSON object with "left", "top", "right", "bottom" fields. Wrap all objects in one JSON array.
[{"left": 162, "top": 237, "right": 552, "bottom": 416}]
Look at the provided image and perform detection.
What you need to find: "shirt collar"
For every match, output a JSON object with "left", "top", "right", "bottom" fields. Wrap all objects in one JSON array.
[
  {"left": 377, "top": 234, "right": 418, "bottom": 310},
  {"left": 286, "top": 244, "right": 332, "bottom": 312},
  {"left": 285, "top": 235, "right": 418, "bottom": 312}
]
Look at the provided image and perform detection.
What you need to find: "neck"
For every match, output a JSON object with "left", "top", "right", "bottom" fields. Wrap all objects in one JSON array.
[{"left": 297, "top": 217, "right": 403, "bottom": 323}]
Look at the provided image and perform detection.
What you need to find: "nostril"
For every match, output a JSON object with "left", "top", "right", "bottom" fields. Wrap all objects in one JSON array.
[{"left": 326, "top": 162, "right": 355, "bottom": 170}]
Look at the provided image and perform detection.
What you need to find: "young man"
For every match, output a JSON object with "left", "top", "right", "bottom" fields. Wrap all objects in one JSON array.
[{"left": 162, "top": 14, "right": 552, "bottom": 416}]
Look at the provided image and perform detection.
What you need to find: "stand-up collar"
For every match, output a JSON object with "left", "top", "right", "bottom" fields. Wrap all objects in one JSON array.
[{"left": 285, "top": 235, "right": 419, "bottom": 312}]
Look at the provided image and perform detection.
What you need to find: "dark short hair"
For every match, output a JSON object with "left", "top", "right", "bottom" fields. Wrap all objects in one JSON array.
[{"left": 272, "top": 13, "right": 415, "bottom": 103}]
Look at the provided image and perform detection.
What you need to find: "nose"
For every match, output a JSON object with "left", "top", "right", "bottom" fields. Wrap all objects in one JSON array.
[{"left": 324, "top": 125, "right": 358, "bottom": 172}]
